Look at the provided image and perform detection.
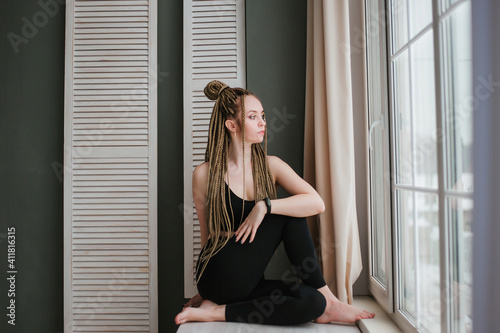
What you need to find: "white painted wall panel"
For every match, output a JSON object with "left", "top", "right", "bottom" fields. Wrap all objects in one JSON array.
[
  {"left": 64, "top": 0, "right": 157, "bottom": 331},
  {"left": 183, "top": 0, "right": 246, "bottom": 297}
]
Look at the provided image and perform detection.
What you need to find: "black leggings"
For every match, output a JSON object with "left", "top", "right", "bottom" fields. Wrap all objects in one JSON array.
[{"left": 196, "top": 214, "right": 327, "bottom": 325}]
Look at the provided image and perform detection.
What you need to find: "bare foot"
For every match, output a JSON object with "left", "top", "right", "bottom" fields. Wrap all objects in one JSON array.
[
  {"left": 175, "top": 300, "right": 225, "bottom": 325},
  {"left": 315, "top": 298, "right": 375, "bottom": 323},
  {"left": 314, "top": 286, "right": 375, "bottom": 323}
]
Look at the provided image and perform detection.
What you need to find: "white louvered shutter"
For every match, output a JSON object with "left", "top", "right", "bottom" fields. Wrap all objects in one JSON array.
[
  {"left": 183, "top": 0, "right": 246, "bottom": 297},
  {"left": 64, "top": 1, "right": 157, "bottom": 332}
]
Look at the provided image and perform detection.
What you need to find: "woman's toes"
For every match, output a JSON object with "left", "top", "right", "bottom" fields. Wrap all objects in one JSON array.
[
  {"left": 174, "top": 308, "right": 189, "bottom": 325},
  {"left": 360, "top": 311, "right": 375, "bottom": 319}
]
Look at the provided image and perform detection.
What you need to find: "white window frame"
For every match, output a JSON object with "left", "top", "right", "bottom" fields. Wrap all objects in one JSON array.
[
  {"left": 365, "top": 0, "right": 394, "bottom": 314},
  {"left": 366, "top": 1, "right": 473, "bottom": 332}
]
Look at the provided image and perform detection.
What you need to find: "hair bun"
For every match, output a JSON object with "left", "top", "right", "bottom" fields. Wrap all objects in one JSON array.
[{"left": 204, "top": 80, "right": 229, "bottom": 101}]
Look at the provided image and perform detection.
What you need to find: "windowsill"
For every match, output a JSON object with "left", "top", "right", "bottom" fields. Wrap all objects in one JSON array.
[{"left": 353, "top": 296, "right": 402, "bottom": 333}]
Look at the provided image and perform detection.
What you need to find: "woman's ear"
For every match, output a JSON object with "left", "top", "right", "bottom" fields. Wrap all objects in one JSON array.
[{"left": 225, "top": 119, "right": 237, "bottom": 134}]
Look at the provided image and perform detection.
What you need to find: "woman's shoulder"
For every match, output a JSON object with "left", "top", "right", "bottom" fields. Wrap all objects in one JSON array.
[
  {"left": 267, "top": 155, "right": 289, "bottom": 180},
  {"left": 193, "top": 162, "right": 209, "bottom": 185},
  {"left": 267, "top": 155, "right": 286, "bottom": 169}
]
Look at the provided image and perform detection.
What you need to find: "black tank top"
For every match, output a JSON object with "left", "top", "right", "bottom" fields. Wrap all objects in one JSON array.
[{"left": 222, "top": 182, "right": 255, "bottom": 231}]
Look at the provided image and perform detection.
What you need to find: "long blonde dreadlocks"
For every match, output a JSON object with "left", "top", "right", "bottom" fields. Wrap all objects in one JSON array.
[{"left": 196, "top": 80, "right": 277, "bottom": 283}]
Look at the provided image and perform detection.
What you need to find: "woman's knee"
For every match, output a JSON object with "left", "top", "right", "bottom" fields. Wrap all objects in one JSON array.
[{"left": 300, "top": 287, "right": 327, "bottom": 319}]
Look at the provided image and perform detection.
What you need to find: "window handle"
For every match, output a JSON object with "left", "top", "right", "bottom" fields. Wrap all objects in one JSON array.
[{"left": 369, "top": 114, "right": 384, "bottom": 151}]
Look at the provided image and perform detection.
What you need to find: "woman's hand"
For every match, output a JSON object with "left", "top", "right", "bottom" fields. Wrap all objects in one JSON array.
[{"left": 234, "top": 201, "right": 267, "bottom": 244}]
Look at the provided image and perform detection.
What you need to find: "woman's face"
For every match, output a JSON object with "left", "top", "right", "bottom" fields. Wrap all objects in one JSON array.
[{"left": 241, "top": 95, "right": 266, "bottom": 144}]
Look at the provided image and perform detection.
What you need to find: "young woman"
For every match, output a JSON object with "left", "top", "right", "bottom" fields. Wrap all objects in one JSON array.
[{"left": 175, "top": 80, "right": 375, "bottom": 326}]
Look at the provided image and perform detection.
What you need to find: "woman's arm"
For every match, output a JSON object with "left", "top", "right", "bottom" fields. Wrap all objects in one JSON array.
[
  {"left": 265, "top": 155, "right": 325, "bottom": 216},
  {"left": 192, "top": 162, "right": 209, "bottom": 248},
  {"left": 235, "top": 156, "right": 324, "bottom": 244}
]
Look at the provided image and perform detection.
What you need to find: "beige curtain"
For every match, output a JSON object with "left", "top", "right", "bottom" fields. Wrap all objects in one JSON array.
[{"left": 304, "top": 0, "right": 362, "bottom": 304}]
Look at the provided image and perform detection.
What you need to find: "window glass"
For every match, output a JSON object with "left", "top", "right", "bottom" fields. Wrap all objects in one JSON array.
[
  {"left": 398, "top": 190, "right": 441, "bottom": 332},
  {"left": 391, "top": 0, "right": 408, "bottom": 54},
  {"left": 393, "top": 52, "right": 413, "bottom": 186},
  {"left": 416, "top": 192, "right": 440, "bottom": 333},
  {"left": 409, "top": 0, "right": 433, "bottom": 38},
  {"left": 442, "top": 2, "right": 473, "bottom": 193},
  {"left": 441, "top": 0, "right": 461, "bottom": 13},
  {"left": 397, "top": 189, "right": 416, "bottom": 321},
  {"left": 411, "top": 31, "right": 438, "bottom": 189},
  {"left": 447, "top": 197, "right": 473, "bottom": 333}
]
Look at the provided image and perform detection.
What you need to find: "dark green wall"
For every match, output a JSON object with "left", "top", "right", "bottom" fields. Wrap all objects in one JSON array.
[
  {"left": 246, "top": 0, "right": 308, "bottom": 281},
  {"left": 0, "top": 1, "right": 307, "bottom": 332},
  {"left": 1, "top": 0, "right": 65, "bottom": 332},
  {"left": 157, "top": 0, "right": 185, "bottom": 332},
  {"left": 246, "top": 0, "right": 307, "bottom": 173}
]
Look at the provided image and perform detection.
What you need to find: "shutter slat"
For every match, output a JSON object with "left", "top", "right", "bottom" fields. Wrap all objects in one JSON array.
[
  {"left": 74, "top": 95, "right": 148, "bottom": 101},
  {"left": 72, "top": 163, "right": 148, "bottom": 169},
  {"left": 70, "top": 301, "right": 149, "bottom": 307},
  {"left": 73, "top": 325, "right": 149, "bottom": 331},
  {"left": 75, "top": 44, "right": 148, "bottom": 51},
  {"left": 75, "top": 6, "right": 149, "bottom": 12},
  {"left": 75, "top": 10, "right": 149, "bottom": 17},
  {"left": 75, "top": 17, "right": 149, "bottom": 23},
  {"left": 76, "top": 27, "right": 149, "bottom": 33},
  {"left": 73, "top": 244, "right": 149, "bottom": 250},
  {"left": 74, "top": 313, "right": 149, "bottom": 320},
  {"left": 74, "top": 169, "right": 148, "bottom": 175},
  {"left": 74, "top": 64, "right": 147, "bottom": 71},
  {"left": 193, "top": 32, "right": 236, "bottom": 40},
  {"left": 75, "top": 39, "right": 148, "bottom": 45},
  {"left": 74, "top": 119, "right": 147, "bottom": 125},
  {"left": 73, "top": 273, "right": 149, "bottom": 280},
  {"left": 75, "top": 22, "right": 149, "bottom": 28},
  {"left": 74, "top": 73, "right": 148, "bottom": 79},
  {"left": 74, "top": 89, "right": 148, "bottom": 95},
  {"left": 73, "top": 249, "right": 149, "bottom": 255},
  {"left": 77, "top": 1, "right": 150, "bottom": 6}
]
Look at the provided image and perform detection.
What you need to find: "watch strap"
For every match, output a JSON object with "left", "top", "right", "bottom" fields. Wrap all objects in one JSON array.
[{"left": 263, "top": 197, "right": 271, "bottom": 214}]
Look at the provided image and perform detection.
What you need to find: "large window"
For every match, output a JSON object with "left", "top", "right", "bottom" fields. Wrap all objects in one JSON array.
[{"left": 366, "top": 0, "right": 472, "bottom": 332}]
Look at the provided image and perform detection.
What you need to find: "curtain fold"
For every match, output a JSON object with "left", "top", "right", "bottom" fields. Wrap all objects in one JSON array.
[{"left": 304, "top": 0, "right": 362, "bottom": 304}]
